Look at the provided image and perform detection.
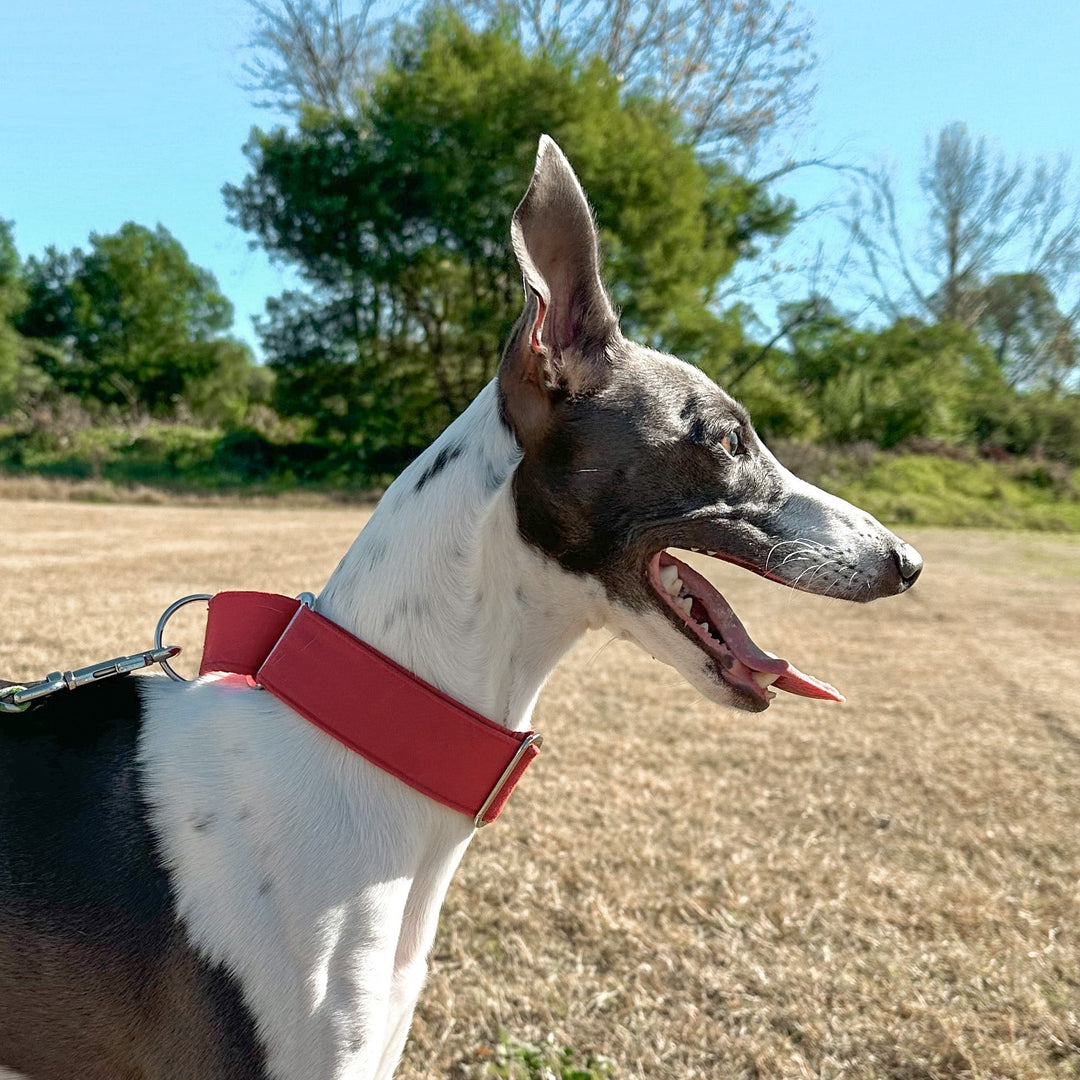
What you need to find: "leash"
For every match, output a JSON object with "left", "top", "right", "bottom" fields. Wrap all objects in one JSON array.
[
  {"left": 1, "top": 591, "right": 542, "bottom": 828},
  {"left": 0, "top": 646, "right": 182, "bottom": 711}
]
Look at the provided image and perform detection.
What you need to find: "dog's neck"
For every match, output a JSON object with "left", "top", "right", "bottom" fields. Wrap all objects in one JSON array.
[{"left": 318, "top": 381, "right": 607, "bottom": 734}]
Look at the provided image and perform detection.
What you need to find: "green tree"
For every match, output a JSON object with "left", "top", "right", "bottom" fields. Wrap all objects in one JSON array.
[
  {"left": 0, "top": 220, "right": 51, "bottom": 417},
  {"left": 0, "top": 220, "right": 29, "bottom": 414},
  {"left": 781, "top": 307, "right": 995, "bottom": 448},
  {"left": 18, "top": 247, "right": 78, "bottom": 346},
  {"left": 226, "top": 11, "right": 791, "bottom": 459},
  {"left": 976, "top": 272, "right": 1077, "bottom": 391},
  {"left": 19, "top": 224, "right": 257, "bottom": 423}
]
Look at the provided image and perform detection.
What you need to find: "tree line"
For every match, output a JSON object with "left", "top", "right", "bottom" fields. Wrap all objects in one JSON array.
[
  {"left": 0, "top": 221, "right": 268, "bottom": 426},
  {"left": 1, "top": 0, "right": 1078, "bottom": 486}
]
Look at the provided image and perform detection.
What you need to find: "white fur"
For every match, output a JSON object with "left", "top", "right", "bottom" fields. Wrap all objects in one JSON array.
[{"left": 139, "top": 382, "right": 610, "bottom": 1080}]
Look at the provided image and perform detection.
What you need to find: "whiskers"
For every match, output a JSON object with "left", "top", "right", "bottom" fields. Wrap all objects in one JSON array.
[
  {"left": 765, "top": 537, "right": 851, "bottom": 600},
  {"left": 586, "top": 634, "right": 622, "bottom": 666},
  {"left": 765, "top": 537, "right": 829, "bottom": 572}
]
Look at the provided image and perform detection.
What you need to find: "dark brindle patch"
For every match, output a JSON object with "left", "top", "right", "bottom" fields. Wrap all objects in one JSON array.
[{"left": 511, "top": 343, "right": 788, "bottom": 608}]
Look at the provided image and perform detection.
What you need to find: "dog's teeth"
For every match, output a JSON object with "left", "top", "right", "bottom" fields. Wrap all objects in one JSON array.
[
  {"left": 676, "top": 596, "right": 693, "bottom": 614},
  {"left": 667, "top": 576, "right": 684, "bottom": 596},
  {"left": 752, "top": 671, "right": 779, "bottom": 688},
  {"left": 699, "top": 622, "right": 709, "bottom": 634},
  {"left": 659, "top": 565, "right": 680, "bottom": 594}
]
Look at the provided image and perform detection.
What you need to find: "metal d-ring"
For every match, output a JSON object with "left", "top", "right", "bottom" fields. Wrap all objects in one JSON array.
[{"left": 154, "top": 594, "right": 213, "bottom": 682}]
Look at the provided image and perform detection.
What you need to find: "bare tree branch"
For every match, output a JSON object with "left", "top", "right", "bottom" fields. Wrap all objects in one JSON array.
[
  {"left": 457, "top": 0, "right": 816, "bottom": 162},
  {"left": 725, "top": 293, "right": 823, "bottom": 387},
  {"left": 850, "top": 124, "right": 1080, "bottom": 334},
  {"left": 242, "top": 0, "right": 396, "bottom": 117}
]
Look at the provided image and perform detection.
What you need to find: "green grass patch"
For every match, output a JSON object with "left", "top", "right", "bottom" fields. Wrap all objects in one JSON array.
[
  {"left": 827, "top": 453, "right": 1080, "bottom": 531},
  {"left": 773, "top": 440, "right": 1080, "bottom": 531},
  {"left": 0, "top": 422, "right": 223, "bottom": 486},
  {"left": 463, "top": 1034, "right": 616, "bottom": 1080}
]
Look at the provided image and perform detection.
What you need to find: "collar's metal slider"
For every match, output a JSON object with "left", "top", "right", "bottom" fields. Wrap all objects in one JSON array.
[
  {"left": 474, "top": 732, "right": 544, "bottom": 829},
  {"left": 0, "top": 646, "right": 182, "bottom": 713}
]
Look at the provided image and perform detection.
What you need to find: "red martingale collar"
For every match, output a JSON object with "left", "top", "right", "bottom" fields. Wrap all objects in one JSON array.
[{"left": 198, "top": 591, "right": 542, "bottom": 827}]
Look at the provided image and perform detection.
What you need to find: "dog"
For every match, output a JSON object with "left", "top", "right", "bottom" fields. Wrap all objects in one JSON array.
[{"left": 0, "top": 136, "right": 921, "bottom": 1080}]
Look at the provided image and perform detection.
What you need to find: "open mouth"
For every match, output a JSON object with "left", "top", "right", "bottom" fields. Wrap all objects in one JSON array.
[{"left": 647, "top": 550, "right": 844, "bottom": 708}]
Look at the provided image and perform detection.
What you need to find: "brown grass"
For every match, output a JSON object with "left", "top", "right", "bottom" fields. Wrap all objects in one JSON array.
[{"left": 3, "top": 500, "right": 1079, "bottom": 1079}]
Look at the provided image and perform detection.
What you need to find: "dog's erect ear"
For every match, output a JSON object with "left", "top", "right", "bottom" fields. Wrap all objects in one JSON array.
[
  {"left": 500, "top": 136, "right": 618, "bottom": 443},
  {"left": 510, "top": 136, "right": 617, "bottom": 359}
]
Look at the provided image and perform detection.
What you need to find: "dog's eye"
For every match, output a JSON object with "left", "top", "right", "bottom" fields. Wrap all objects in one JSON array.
[{"left": 720, "top": 431, "right": 741, "bottom": 457}]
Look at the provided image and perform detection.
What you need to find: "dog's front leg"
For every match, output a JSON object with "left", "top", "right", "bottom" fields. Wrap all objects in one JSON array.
[
  {"left": 369, "top": 840, "right": 473, "bottom": 1080},
  {"left": 308, "top": 887, "right": 418, "bottom": 1080},
  {"left": 371, "top": 955, "right": 430, "bottom": 1080}
]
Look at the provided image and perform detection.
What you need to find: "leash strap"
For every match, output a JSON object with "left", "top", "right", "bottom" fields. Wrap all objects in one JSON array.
[{"left": 200, "top": 592, "right": 541, "bottom": 826}]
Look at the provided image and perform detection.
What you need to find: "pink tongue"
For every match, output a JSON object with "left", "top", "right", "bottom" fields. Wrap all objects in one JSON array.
[
  {"left": 663, "top": 555, "right": 845, "bottom": 703},
  {"left": 772, "top": 666, "right": 845, "bottom": 702}
]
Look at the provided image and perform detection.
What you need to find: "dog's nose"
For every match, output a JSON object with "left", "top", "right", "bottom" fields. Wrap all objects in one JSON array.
[{"left": 893, "top": 542, "right": 923, "bottom": 589}]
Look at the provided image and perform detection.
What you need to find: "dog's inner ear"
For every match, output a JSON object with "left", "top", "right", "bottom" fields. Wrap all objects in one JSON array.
[{"left": 500, "top": 136, "right": 618, "bottom": 444}]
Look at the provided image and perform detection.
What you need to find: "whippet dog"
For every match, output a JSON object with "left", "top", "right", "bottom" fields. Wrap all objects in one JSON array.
[{"left": 0, "top": 137, "right": 921, "bottom": 1080}]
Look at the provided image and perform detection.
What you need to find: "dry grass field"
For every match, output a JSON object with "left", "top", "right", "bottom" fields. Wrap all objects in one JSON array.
[{"left": 2, "top": 497, "right": 1079, "bottom": 1079}]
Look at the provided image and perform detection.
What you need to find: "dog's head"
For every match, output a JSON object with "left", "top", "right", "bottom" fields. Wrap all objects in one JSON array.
[{"left": 497, "top": 136, "right": 922, "bottom": 712}]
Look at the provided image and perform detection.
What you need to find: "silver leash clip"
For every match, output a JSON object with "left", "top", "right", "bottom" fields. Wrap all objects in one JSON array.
[
  {"left": 0, "top": 646, "right": 182, "bottom": 713},
  {"left": 3, "top": 589, "right": 319, "bottom": 709}
]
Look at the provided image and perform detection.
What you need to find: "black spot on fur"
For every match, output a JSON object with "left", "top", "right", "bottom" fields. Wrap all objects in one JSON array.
[
  {"left": 414, "top": 442, "right": 464, "bottom": 493},
  {"left": 364, "top": 538, "right": 389, "bottom": 571},
  {"left": 383, "top": 601, "right": 402, "bottom": 633},
  {"left": 190, "top": 812, "right": 217, "bottom": 833},
  {"left": 382, "top": 596, "right": 432, "bottom": 632},
  {"left": 259, "top": 878, "right": 273, "bottom": 896}
]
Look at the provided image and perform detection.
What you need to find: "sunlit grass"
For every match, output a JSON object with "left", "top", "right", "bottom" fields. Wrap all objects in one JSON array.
[{"left": 3, "top": 503, "right": 1079, "bottom": 1078}]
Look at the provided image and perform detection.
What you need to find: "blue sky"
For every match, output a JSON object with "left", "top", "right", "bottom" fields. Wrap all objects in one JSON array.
[
  {"left": 2, "top": 0, "right": 1079, "bottom": 354},
  {"left": 765, "top": 1, "right": 1080, "bottom": 320}
]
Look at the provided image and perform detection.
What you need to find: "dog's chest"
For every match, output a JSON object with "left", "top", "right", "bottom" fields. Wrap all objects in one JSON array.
[{"left": 139, "top": 676, "right": 473, "bottom": 1079}]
